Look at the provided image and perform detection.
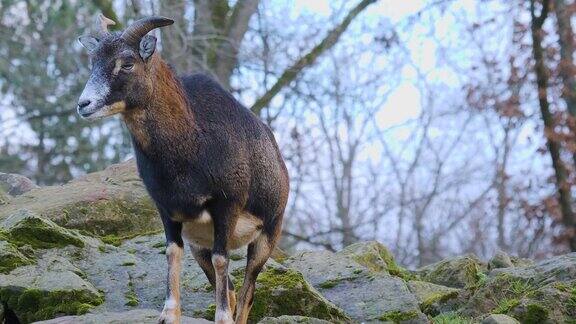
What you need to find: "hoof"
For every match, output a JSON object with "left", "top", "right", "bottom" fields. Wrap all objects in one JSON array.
[{"left": 158, "top": 304, "right": 181, "bottom": 324}]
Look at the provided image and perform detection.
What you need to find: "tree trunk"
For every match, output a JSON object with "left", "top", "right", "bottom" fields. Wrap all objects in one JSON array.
[
  {"left": 553, "top": 0, "right": 576, "bottom": 168},
  {"left": 531, "top": 0, "right": 576, "bottom": 251}
]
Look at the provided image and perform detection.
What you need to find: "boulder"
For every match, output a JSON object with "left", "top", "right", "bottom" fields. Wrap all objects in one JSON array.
[
  {"left": 1, "top": 209, "right": 86, "bottom": 249},
  {"left": 32, "top": 309, "right": 211, "bottom": 324},
  {"left": 0, "top": 160, "right": 160, "bottom": 238},
  {"left": 462, "top": 253, "right": 576, "bottom": 323},
  {"left": 0, "top": 253, "right": 103, "bottom": 323},
  {"left": 0, "top": 172, "right": 38, "bottom": 196},
  {"left": 257, "top": 315, "right": 333, "bottom": 324},
  {"left": 481, "top": 314, "right": 519, "bottom": 324},
  {"left": 406, "top": 280, "right": 460, "bottom": 315},
  {"left": 488, "top": 251, "right": 514, "bottom": 270},
  {"left": 340, "top": 241, "right": 412, "bottom": 279},
  {"left": 416, "top": 254, "right": 487, "bottom": 288},
  {"left": 0, "top": 188, "right": 9, "bottom": 205},
  {"left": 284, "top": 247, "right": 427, "bottom": 323}
]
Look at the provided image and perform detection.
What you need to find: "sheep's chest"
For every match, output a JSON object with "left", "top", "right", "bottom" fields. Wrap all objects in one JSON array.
[{"left": 180, "top": 210, "right": 263, "bottom": 250}]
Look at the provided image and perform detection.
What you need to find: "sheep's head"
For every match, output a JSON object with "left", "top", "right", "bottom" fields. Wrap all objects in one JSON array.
[{"left": 77, "top": 15, "right": 173, "bottom": 120}]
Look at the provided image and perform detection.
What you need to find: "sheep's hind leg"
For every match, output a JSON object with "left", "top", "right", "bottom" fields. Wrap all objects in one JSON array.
[
  {"left": 211, "top": 203, "right": 238, "bottom": 324},
  {"left": 235, "top": 233, "right": 276, "bottom": 324},
  {"left": 190, "top": 244, "right": 237, "bottom": 316}
]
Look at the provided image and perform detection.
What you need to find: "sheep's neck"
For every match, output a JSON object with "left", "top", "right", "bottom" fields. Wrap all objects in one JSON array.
[{"left": 123, "top": 57, "right": 192, "bottom": 151}]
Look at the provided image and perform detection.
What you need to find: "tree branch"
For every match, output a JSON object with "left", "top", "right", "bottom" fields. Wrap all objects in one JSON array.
[{"left": 250, "top": 0, "right": 378, "bottom": 114}]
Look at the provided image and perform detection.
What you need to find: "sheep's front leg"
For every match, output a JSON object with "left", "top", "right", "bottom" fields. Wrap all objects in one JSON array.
[{"left": 158, "top": 211, "right": 184, "bottom": 324}]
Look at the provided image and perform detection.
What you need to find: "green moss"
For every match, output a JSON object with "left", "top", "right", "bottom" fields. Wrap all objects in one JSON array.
[
  {"left": 152, "top": 241, "right": 165, "bottom": 249},
  {"left": 101, "top": 234, "right": 122, "bottom": 247},
  {"left": 493, "top": 298, "right": 519, "bottom": 314},
  {"left": 98, "top": 245, "right": 107, "bottom": 253},
  {"left": 230, "top": 266, "right": 349, "bottom": 323},
  {"left": 0, "top": 287, "right": 103, "bottom": 323},
  {"left": 124, "top": 275, "right": 139, "bottom": 307},
  {"left": 520, "top": 304, "right": 548, "bottom": 324},
  {"left": 421, "top": 291, "right": 459, "bottom": 314},
  {"left": 0, "top": 241, "right": 35, "bottom": 273},
  {"left": 378, "top": 310, "right": 418, "bottom": 322},
  {"left": 229, "top": 253, "right": 244, "bottom": 261},
  {"left": 121, "top": 261, "right": 136, "bottom": 266},
  {"left": 6, "top": 216, "right": 84, "bottom": 249},
  {"left": 318, "top": 279, "right": 340, "bottom": 289},
  {"left": 124, "top": 290, "right": 139, "bottom": 307},
  {"left": 55, "top": 198, "right": 160, "bottom": 238},
  {"left": 347, "top": 244, "right": 413, "bottom": 280},
  {"left": 127, "top": 248, "right": 137, "bottom": 254},
  {"left": 462, "top": 260, "right": 485, "bottom": 289},
  {"left": 204, "top": 303, "right": 216, "bottom": 321},
  {"left": 432, "top": 312, "right": 473, "bottom": 324}
]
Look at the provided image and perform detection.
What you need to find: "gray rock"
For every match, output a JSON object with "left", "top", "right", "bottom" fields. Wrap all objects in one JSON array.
[
  {"left": 32, "top": 309, "right": 211, "bottom": 324},
  {"left": 258, "top": 315, "right": 333, "bottom": 324},
  {"left": 0, "top": 160, "right": 161, "bottom": 238},
  {"left": 481, "top": 314, "right": 519, "bottom": 324},
  {"left": 0, "top": 172, "right": 38, "bottom": 196},
  {"left": 488, "top": 250, "right": 514, "bottom": 270},
  {"left": 0, "top": 251, "right": 103, "bottom": 323},
  {"left": 1, "top": 209, "right": 88, "bottom": 249},
  {"left": 406, "top": 280, "right": 460, "bottom": 315},
  {"left": 491, "top": 253, "right": 576, "bottom": 285},
  {"left": 285, "top": 249, "right": 426, "bottom": 323},
  {"left": 416, "top": 254, "right": 486, "bottom": 288}
]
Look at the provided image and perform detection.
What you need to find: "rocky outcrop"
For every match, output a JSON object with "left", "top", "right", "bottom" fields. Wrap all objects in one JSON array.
[
  {"left": 0, "top": 172, "right": 38, "bottom": 197},
  {"left": 1, "top": 164, "right": 576, "bottom": 324},
  {"left": 0, "top": 160, "right": 160, "bottom": 238},
  {"left": 32, "top": 309, "right": 211, "bottom": 324}
]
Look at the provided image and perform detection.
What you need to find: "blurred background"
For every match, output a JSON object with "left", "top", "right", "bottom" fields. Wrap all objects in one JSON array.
[{"left": 1, "top": 0, "right": 575, "bottom": 267}]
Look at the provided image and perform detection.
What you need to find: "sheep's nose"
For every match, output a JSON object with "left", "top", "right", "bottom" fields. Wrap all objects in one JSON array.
[{"left": 78, "top": 100, "right": 91, "bottom": 109}]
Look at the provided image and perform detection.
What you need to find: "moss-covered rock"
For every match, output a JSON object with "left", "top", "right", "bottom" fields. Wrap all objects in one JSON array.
[
  {"left": 481, "top": 314, "right": 519, "bottom": 324},
  {"left": 0, "top": 172, "right": 39, "bottom": 196},
  {"left": 0, "top": 240, "right": 34, "bottom": 273},
  {"left": 257, "top": 315, "right": 333, "bottom": 324},
  {"left": 0, "top": 256, "right": 103, "bottom": 323},
  {"left": 462, "top": 254, "right": 576, "bottom": 323},
  {"left": 416, "top": 254, "right": 487, "bottom": 289},
  {"left": 285, "top": 250, "right": 426, "bottom": 323},
  {"left": 0, "top": 160, "right": 160, "bottom": 238},
  {"left": 431, "top": 312, "right": 474, "bottom": 324},
  {"left": 407, "top": 280, "right": 460, "bottom": 315},
  {"left": 31, "top": 309, "right": 211, "bottom": 324},
  {"left": 228, "top": 263, "right": 349, "bottom": 323},
  {"left": 488, "top": 251, "right": 514, "bottom": 270},
  {"left": 1, "top": 209, "right": 85, "bottom": 249},
  {"left": 0, "top": 188, "right": 9, "bottom": 205},
  {"left": 340, "top": 241, "right": 413, "bottom": 280}
]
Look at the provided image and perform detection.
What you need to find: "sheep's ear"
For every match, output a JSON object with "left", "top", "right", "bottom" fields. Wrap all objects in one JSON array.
[
  {"left": 78, "top": 36, "right": 99, "bottom": 53},
  {"left": 139, "top": 34, "right": 157, "bottom": 61}
]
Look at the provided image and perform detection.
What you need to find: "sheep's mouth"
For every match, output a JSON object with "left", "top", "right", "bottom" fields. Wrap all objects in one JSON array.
[{"left": 79, "top": 101, "right": 127, "bottom": 121}]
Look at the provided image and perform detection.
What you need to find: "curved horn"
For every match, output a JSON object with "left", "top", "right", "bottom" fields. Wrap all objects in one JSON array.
[
  {"left": 96, "top": 14, "right": 116, "bottom": 38},
  {"left": 121, "top": 16, "right": 174, "bottom": 45}
]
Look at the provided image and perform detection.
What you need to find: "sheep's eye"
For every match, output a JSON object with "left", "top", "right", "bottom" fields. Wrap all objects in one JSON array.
[{"left": 121, "top": 63, "right": 134, "bottom": 70}]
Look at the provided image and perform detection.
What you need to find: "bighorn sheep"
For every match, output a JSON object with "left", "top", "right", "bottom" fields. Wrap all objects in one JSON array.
[{"left": 78, "top": 15, "right": 289, "bottom": 324}]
